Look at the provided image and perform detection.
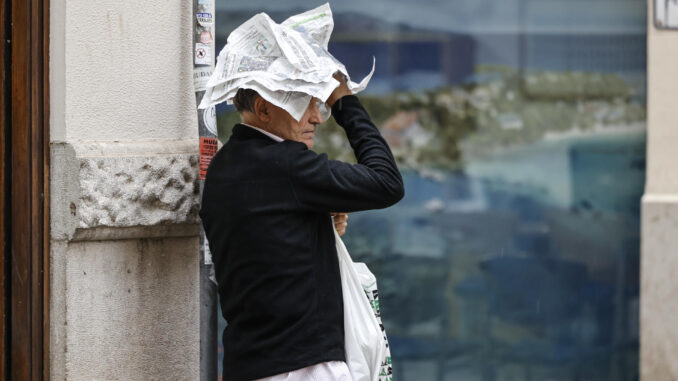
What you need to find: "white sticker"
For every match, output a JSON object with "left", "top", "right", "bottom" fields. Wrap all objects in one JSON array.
[
  {"left": 193, "top": 67, "right": 212, "bottom": 92},
  {"left": 195, "top": 43, "right": 212, "bottom": 65},
  {"left": 197, "top": 12, "right": 213, "bottom": 27},
  {"left": 656, "top": 0, "right": 678, "bottom": 28},
  {"left": 203, "top": 105, "right": 217, "bottom": 136},
  {"left": 198, "top": 0, "right": 211, "bottom": 5}
]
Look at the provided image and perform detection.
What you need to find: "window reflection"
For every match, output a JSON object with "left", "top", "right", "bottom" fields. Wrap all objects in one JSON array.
[{"left": 215, "top": 1, "right": 645, "bottom": 380}]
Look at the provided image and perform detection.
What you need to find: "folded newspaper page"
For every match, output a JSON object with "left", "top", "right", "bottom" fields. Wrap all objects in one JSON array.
[{"left": 198, "top": 3, "right": 375, "bottom": 122}]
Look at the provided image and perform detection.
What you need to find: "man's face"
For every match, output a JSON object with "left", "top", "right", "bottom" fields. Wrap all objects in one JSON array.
[{"left": 266, "top": 98, "right": 324, "bottom": 149}]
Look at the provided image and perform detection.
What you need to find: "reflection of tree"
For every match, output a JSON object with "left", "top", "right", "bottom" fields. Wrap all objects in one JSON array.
[
  {"left": 461, "top": 67, "right": 645, "bottom": 158},
  {"left": 216, "top": 65, "right": 645, "bottom": 168},
  {"left": 425, "top": 97, "right": 477, "bottom": 164},
  {"left": 522, "top": 71, "right": 631, "bottom": 100},
  {"left": 216, "top": 109, "right": 241, "bottom": 143}
]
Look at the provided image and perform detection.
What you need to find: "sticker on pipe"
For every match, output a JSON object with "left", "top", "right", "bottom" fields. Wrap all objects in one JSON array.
[
  {"left": 200, "top": 30, "right": 213, "bottom": 44},
  {"left": 197, "top": 12, "right": 213, "bottom": 27},
  {"left": 193, "top": 67, "right": 212, "bottom": 92},
  {"left": 203, "top": 105, "right": 217, "bottom": 136},
  {"left": 195, "top": 43, "right": 212, "bottom": 65},
  {"left": 199, "top": 137, "right": 218, "bottom": 180}
]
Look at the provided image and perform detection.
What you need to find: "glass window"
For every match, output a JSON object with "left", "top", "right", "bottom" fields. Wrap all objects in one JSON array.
[{"left": 215, "top": 1, "right": 645, "bottom": 379}]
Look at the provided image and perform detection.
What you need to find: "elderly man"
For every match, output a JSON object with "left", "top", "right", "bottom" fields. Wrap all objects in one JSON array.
[{"left": 199, "top": 75, "right": 404, "bottom": 381}]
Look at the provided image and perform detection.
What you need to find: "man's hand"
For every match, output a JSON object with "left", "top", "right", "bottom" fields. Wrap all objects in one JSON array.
[
  {"left": 331, "top": 212, "right": 349, "bottom": 236},
  {"left": 325, "top": 73, "right": 352, "bottom": 108}
]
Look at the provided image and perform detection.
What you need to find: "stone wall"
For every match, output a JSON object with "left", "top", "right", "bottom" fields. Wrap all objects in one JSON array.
[{"left": 49, "top": 0, "right": 201, "bottom": 379}]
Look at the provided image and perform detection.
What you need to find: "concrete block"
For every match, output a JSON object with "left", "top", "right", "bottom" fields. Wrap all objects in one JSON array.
[
  {"left": 64, "top": 238, "right": 200, "bottom": 380},
  {"left": 641, "top": 195, "right": 678, "bottom": 380}
]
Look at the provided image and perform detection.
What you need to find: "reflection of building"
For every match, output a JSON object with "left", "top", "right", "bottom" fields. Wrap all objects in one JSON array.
[
  {"left": 330, "top": 34, "right": 475, "bottom": 91},
  {"left": 466, "top": 127, "right": 646, "bottom": 210},
  {"left": 216, "top": 0, "right": 648, "bottom": 90}
]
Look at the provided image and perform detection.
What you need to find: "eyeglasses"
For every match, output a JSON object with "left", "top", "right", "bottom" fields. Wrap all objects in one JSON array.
[{"left": 314, "top": 98, "right": 332, "bottom": 122}]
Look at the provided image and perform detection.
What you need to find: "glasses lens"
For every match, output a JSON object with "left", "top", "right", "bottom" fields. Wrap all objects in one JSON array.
[{"left": 316, "top": 99, "right": 331, "bottom": 121}]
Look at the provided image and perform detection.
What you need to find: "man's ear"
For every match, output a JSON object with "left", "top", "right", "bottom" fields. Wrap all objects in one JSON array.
[{"left": 253, "top": 97, "right": 271, "bottom": 122}]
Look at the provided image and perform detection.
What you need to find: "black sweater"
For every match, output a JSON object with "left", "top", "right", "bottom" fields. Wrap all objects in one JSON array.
[{"left": 199, "top": 95, "right": 404, "bottom": 381}]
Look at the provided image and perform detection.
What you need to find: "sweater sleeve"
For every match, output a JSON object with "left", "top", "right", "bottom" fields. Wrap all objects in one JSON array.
[{"left": 286, "top": 95, "right": 405, "bottom": 212}]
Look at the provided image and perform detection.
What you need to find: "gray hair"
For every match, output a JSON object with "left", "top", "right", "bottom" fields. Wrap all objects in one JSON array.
[{"left": 232, "top": 88, "right": 260, "bottom": 113}]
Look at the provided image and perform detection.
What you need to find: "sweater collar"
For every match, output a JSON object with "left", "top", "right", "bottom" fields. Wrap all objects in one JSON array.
[
  {"left": 231, "top": 123, "right": 284, "bottom": 143},
  {"left": 240, "top": 123, "right": 284, "bottom": 142}
]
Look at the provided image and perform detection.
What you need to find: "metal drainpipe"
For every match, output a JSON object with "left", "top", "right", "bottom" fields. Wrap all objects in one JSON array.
[{"left": 192, "top": 0, "right": 218, "bottom": 379}]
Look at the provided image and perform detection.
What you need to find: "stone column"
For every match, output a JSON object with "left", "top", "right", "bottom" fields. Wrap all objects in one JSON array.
[
  {"left": 50, "top": 0, "right": 201, "bottom": 379},
  {"left": 641, "top": 0, "right": 678, "bottom": 379}
]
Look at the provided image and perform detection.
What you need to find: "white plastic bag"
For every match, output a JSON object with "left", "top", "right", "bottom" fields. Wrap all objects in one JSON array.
[
  {"left": 333, "top": 224, "right": 386, "bottom": 381},
  {"left": 358, "top": 264, "right": 393, "bottom": 381}
]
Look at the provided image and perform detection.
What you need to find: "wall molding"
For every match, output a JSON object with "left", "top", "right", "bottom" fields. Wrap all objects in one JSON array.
[{"left": 51, "top": 140, "right": 200, "bottom": 242}]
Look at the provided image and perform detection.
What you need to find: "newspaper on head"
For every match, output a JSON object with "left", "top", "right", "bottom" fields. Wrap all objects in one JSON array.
[{"left": 198, "top": 3, "right": 375, "bottom": 122}]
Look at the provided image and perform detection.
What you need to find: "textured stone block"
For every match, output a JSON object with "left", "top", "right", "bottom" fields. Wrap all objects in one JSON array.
[{"left": 51, "top": 140, "right": 200, "bottom": 241}]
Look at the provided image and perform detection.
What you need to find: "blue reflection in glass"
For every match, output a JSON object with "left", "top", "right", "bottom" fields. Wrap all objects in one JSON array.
[{"left": 214, "top": 1, "right": 646, "bottom": 380}]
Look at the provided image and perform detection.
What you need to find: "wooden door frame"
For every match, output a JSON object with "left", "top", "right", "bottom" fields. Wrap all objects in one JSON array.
[
  {"left": 0, "top": 0, "right": 11, "bottom": 379},
  {"left": 1, "top": 0, "right": 50, "bottom": 379},
  {"left": 1, "top": 0, "right": 8, "bottom": 376}
]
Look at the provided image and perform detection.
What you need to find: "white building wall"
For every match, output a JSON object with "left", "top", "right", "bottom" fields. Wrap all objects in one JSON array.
[
  {"left": 642, "top": 0, "right": 678, "bottom": 379},
  {"left": 50, "top": 0, "right": 201, "bottom": 379},
  {"left": 51, "top": 0, "right": 198, "bottom": 142}
]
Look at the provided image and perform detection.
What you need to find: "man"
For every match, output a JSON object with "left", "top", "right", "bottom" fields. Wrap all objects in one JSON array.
[{"left": 200, "top": 75, "right": 404, "bottom": 381}]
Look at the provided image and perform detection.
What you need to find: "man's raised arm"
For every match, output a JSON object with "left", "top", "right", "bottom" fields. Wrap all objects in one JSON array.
[{"left": 285, "top": 85, "right": 405, "bottom": 212}]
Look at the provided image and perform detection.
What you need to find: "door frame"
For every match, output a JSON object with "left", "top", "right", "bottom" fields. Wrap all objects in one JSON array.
[{"left": 1, "top": 0, "right": 50, "bottom": 379}]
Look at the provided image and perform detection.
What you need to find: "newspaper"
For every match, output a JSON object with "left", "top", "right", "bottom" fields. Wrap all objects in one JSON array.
[{"left": 198, "top": 3, "right": 375, "bottom": 122}]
